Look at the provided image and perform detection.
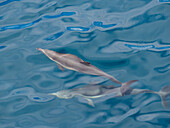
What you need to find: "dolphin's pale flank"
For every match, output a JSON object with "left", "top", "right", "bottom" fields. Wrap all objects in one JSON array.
[
  {"left": 37, "top": 48, "right": 137, "bottom": 89},
  {"left": 49, "top": 84, "right": 170, "bottom": 108}
]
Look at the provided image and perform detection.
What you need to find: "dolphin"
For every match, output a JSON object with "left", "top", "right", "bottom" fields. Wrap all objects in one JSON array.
[
  {"left": 49, "top": 84, "right": 170, "bottom": 108},
  {"left": 37, "top": 48, "right": 137, "bottom": 87}
]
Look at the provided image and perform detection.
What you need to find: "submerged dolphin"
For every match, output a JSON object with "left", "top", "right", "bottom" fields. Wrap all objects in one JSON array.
[
  {"left": 37, "top": 48, "right": 137, "bottom": 87},
  {"left": 49, "top": 84, "right": 170, "bottom": 108}
]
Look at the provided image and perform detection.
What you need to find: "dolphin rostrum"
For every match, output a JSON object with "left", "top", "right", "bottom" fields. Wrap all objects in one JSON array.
[
  {"left": 37, "top": 48, "right": 137, "bottom": 88},
  {"left": 49, "top": 84, "right": 170, "bottom": 108}
]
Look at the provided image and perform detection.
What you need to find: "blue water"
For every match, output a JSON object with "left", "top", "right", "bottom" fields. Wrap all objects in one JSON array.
[{"left": 0, "top": 0, "right": 170, "bottom": 127}]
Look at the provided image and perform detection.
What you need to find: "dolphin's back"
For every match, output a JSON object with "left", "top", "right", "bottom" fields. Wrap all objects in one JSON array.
[
  {"left": 37, "top": 48, "right": 84, "bottom": 69},
  {"left": 72, "top": 85, "right": 116, "bottom": 96}
]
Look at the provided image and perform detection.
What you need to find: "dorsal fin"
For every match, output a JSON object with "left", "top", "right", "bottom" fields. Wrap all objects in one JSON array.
[
  {"left": 80, "top": 61, "right": 91, "bottom": 66},
  {"left": 120, "top": 80, "right": 138, "bottom": 96}
]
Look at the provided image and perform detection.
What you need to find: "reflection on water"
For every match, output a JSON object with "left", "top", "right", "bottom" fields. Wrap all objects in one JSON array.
[
  {"left": 99, "top": 40, "right": 170, "bottom": 54},
  {"left": 0, "top": 0, "right": 169, "bottom": 127}
]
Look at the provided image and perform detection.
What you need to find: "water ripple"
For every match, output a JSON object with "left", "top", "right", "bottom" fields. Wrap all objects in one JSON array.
[
  {"left": 0, "top": 45, "right": 6, "bottom": 49},
  {"left": 98, "top": 40, "right": 170, "bottom": 54},
  {"left": 0, "top": 0, "right": 170, "bottom": 127},
  {"left": 0, "top": 0, "right": 20, "bottom": 6},
  {"left": 0, "top": 87, "right": 54, "bottom": 102},
  {"left": 67, "top": 26, "right": 90, "bottom": 31},
  {"left": 136, "top": 112, "right": 170, "bottom": 121},
  {"left": 44, "top": 31, "right": 64, "bottom": 41},
  {"left": 0, "top": 18, "right": 42, "bottom": 31},
  {"left": 106, "top": 107, "right": 140, "bottom": 123},
  {"left": 154, "top": 64, "right": 170, "bottom": 73},
  {"left": 93, "top": 21, "right": 117, "bottom": 28},
  {"left": 43, "top": 12, "right": 76, "bottom": 19}
]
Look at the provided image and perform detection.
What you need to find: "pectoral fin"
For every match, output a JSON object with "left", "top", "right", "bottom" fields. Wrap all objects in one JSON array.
[
  {"left": 57, "top": 64, "right": 64, "bottom": 72},
  {"left": 86, "top": 98, "right": 95, "bottom": 107}
]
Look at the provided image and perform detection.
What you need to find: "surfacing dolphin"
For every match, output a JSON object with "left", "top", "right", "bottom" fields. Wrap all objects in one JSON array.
[
  {"left": 49, "top": 84, "right": 170, "bottom": 108},
  {"left": 37, "top": 48, "right": 137, "bottom": 87}
]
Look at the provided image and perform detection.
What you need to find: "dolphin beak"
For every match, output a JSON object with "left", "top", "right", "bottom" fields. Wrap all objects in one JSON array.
[
  {"left": 36, "top": 48, "right": 44, "bottom": 52},
  {"left": 48, "top": 93, "right": 56, "bottom": 96}
]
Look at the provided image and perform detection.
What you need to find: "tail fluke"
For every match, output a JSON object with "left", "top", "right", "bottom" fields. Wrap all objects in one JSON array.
[
  {"left": 120, "top": 80, "right": 138, "bottom": 96},
  {"left": 157, "top": 85, "right": 170, "bottom": 109}
]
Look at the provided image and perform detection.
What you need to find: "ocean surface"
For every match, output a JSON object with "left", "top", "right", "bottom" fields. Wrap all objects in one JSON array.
[{"left": 0, "top": 0, "right": 170, "bottom": 128}]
